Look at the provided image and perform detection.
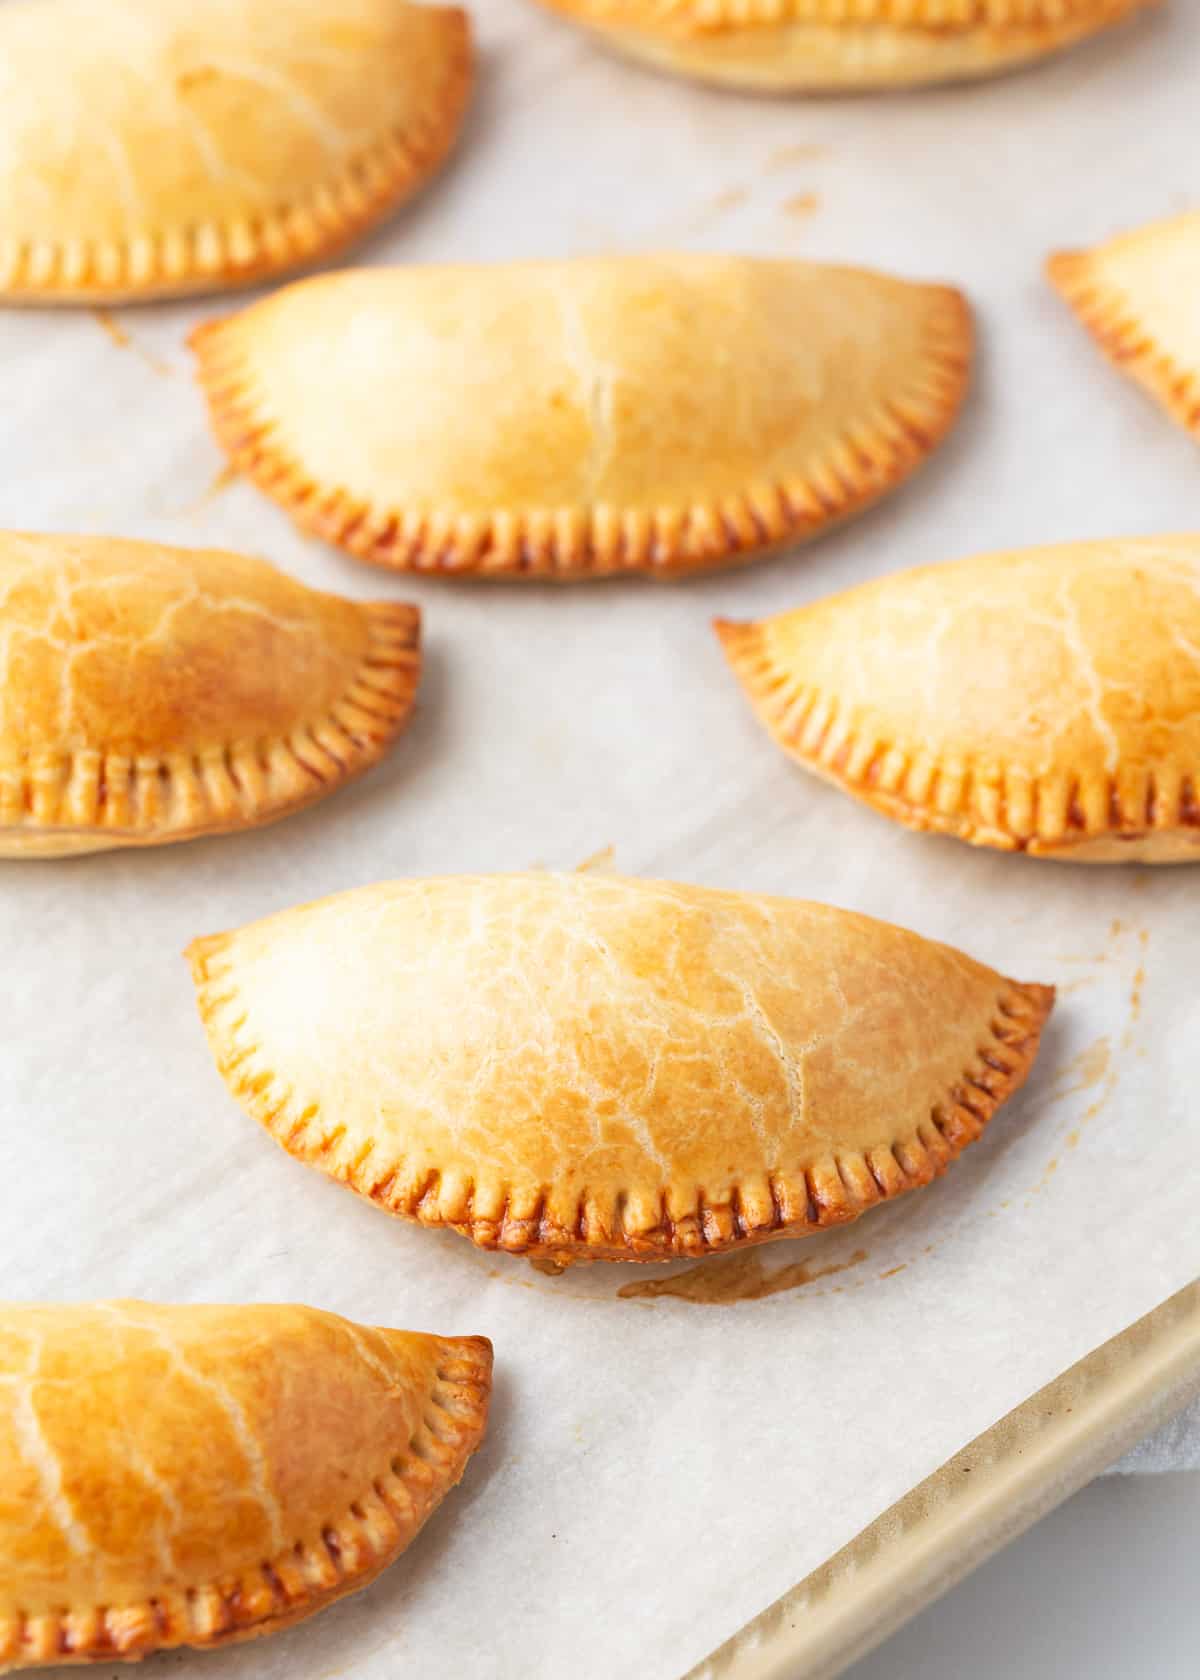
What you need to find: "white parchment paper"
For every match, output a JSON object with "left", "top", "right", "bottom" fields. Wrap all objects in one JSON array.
[{"left": 1, "top": 1, "right": 1197, "bottom": 1674}]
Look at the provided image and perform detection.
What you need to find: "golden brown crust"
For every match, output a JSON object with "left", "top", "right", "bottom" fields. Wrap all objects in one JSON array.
[
  {"left": 190, "top": 256, "right": 972, "bottom": 580},
  {"left": 0, "top": 1303, "right": 491, "bottom": 1669},
  {"left": 186, "top": 873, "right": 1053, "bottom": 1263},
  {"left": 715, "top": 536, "right": 1200, "bottom": 863},
  {"left": 1048, "top": 214, "right": 1200, "bottom": 445},
  {"left": 0, "top": 0, "right": 472, "bottom": 304},
  {"left": 0, "top": 533, "right": 421, "bottom": 856},
  {"left": 532, "top": 0, "right": 1154, "bottom": 90}
]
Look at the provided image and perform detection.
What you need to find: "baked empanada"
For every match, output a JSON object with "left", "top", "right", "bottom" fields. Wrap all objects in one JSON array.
[
  {"left": 530, "top": 0, "right": 1154, "bottom": 91},
  {"left": 0, "top": 1301, "right": 491, "bottom": 1668},
  {"left": 1048, "top": 211, "right": 1200, "bottom": 445},
  {"left": 191, "top": 254, "right": 972, "bottom": 580},
  {"left": 0, "top": 0, "right": 472, "bottom": 303},
  {"left": 0, "top": 533, "right": 420, "bottom": 856},
  {"left": 716, "top": 535, "right": 1200, "bottom": 862},
  {"left": 187, "top": 873, "right": 1053, "bottom": 1264}
]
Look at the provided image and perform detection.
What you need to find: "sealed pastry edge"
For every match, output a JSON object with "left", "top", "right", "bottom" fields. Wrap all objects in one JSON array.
[
  {"left": 188, "top": 277, "right": 972, "bottom": 580},
  {"left": 185, "top": 912, "right": 1054, "bottom": 1264},
  {"left": 714, "top": 614, "right": 1200, "bottom": 863},
  {"left": 1047, "top": 240, "right": 1200, "bottom": 446},
  {"left": 0, "top": 1326, "right": 491, "bottom": 1669},
  {"left": 531, "top": 0, "right": 1155, "bottom": 91},
  {"left": 565, "top": 0, "right": 1149, "bottom": 36},
  {"left": 0, "top": 9, "right": 473, "bottom": 305},
  {"left": 0, "top": 600, "right": 421, "bottom": 856}
]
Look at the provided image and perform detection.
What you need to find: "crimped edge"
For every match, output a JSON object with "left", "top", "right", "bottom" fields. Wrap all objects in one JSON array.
[
  {"left": 0, "top": 10, "right": 472, "bottom": 305},
  {"left": 0, "top": 601, "right": 421, "bottom": 855},
  {"left": 545, "top": 0, "right": 1151, "bottom": 40},
  {"left": 1047, "top": 242, "right": 1200, "bottom": 445},
  {"left": 185, "top": 934, "right": 1054, "bottom": 1263},
  {"left": 189, "top": 283, "right": 973, "bottom": 580},
  {"left": 0, "top": 1334, "right": 492, "bottom": 1670},
  {"left": 714, "top": 616, "right": 1200, "bottom": 860},
  {"left": 568, "top": 5, "right": 1152, "bottom": 91}
]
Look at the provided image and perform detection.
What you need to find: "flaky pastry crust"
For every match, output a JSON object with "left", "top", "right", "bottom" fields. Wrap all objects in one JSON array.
[
  {"left": 530, "top": 0, "right": 1155, "bottom": 90},
  {"left": 0, "top": 0, "right": 472, "bottom": 303},
  {"left": 0, "top": 532, "right": 420, "bottom": 856},
  {"left": 1048, "top": 212, "right": 1200, "bottom": 445},
  {"left": 187, "top": 872, "right": 1053, "bottom": 1263},
  {"left": 190, "top": 254, "right": 971, "bottom": 580},
  {"left": 716, "top": 535, "right": 1200, "bottom": 862},
  {"left": 0, "top": 1301, "right": 491, "bottom": 1670}
]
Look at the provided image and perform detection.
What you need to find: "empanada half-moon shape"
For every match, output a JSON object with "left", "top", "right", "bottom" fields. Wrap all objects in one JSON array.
[
  {"left": 1048, "top": 211, "right": 1200, "bottom": 445},
  {"left": 716, "top": 535, "right": 1200, "bottom": 862},
  {"left": 191, "top": 254, "right": 972, "bottom": 579},
  {"left": 531, "top": 0, "right": 1155, "bottom": 91},
  {"left": 187, "top": 872, "right": 1053, "bottom": 1263},
  {"left": 0, "top": 532, "right": 420, "bottom": 856},
  {"left": 0, "top": 0, "right": 472, "bottom": 303},
  {"left": 0, "top": 1301, "right": 491, "bottom": 1668}
]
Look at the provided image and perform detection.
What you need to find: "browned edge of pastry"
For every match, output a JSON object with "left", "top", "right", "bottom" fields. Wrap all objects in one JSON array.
[
  {"left": 187, "top": 286, "right": 973, "bottom": 580},
  {"left": 714, "top": 614, "right": 1200, "bottom": 858},
  {"left": 186, "top": 934, "right": 1054, "bottom": 1263},
  {"left": 0, "top": 12, "right": 473, "bottom": 304},
  {"left": 0, "top": 1334, "right": 491, "bottom": 1667},
  {"left": 1046, "top": 246, "right": 1200, "bottom": 443},
  {"left": 560, "top": 0, "right": 1152, "bottom": 38},
  {"left": 0, "top": 602, "right": 421, "bottom": 852}
]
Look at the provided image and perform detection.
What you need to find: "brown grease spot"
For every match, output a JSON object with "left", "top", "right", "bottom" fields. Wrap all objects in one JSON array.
[
  {"left": 617, "top": 1244, "right": 867, "bottom": 1304},
  {"left": 766, "top": 143, "right": 828, "bottom": 170},
  {"left": 711, "top": 186, "right": 749, "bottom": 213},
  {"left": 878, "top": 1263, "right": 907, "bottom": 1279},
  {"left": 575, "top": 844, "right": 616, "bottom": 875},
  {"left": 92, "top": 308, "right": 130, "bottom": 348},
  {"left": 1128, "top": 931, "right": 1149, "bottom": 1025},
  {"left": 1047, "top": 1036, "right": 1111, "bottom": 1101},
  {"left": 92, "top": 309, "right": 171, "bottom": 375},
  {"left": 782, "top": 191, "right": 820, "bottom": 218}
]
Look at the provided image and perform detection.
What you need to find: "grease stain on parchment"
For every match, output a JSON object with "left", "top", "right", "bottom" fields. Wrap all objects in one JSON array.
[
  {"left": 765, "top": 142, "right": 828, "bottom": 170},
  {"left": 617, "top": 1244, "right": 867, "bottom": 1304},
  {"left": 575, "top": 843, "right": 617, "bottom": 874},
  {"left": 1031, "top": 920, "right": 1149, "bottom": 1193},
  {"left": 92, "top": 308, "right": 173, "bottom": 376},
  {"left": 181, "top": 460, "right": 241, "bottom": 516},
  {"left": 92, "top": 308, "right": 131, "bottom": 349},
  {"left": 781, "top": 191, "right": 820, "bottom": 218}
]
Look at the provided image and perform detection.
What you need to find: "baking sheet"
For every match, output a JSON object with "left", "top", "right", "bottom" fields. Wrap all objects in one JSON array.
[
  {"left": 0, "top": 1, "right": 1197, "bottom": 1676},
  {"left": 691, "top": 1280, "right": 1200, "bottom": 1680}
]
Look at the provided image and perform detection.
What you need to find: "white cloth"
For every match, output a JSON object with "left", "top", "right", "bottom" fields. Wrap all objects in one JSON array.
[{"left": 1112, "top": 1398, "right": 1200, "bottom": 1474}]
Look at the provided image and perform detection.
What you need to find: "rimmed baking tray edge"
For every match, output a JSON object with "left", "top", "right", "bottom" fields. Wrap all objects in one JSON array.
[{"left": 688, "top": 1278, "right": 1200, "bottom": 1680}]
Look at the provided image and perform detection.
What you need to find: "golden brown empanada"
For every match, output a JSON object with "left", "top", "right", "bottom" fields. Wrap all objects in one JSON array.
[
  {"left": 0, "top": 0, "right": 472, "bottom": 304},
  {"left": 191, "top": 254, "right": 972, "bottom": 580},
  {"left": 529, "top": 0, "right": 1154, "bottom": 91},
  {"left": 187, "top": 872, "right": 1053, "bottom": 1264},
  {"left": 716, "top": 536, "right": 1200, "bottom": 862},
  {"left": 0, "top": 1301, "right": 491, "bottom": 1668},
  {"left": 1048, "top": 211, "right": 1200, "bottom": 445},
  {"left": 0, "top": 532, "right": 420, "bottom": 856}
]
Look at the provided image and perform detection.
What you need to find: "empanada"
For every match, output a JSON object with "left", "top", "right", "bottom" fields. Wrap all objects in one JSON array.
[
  {"left": 187, "top": 872, "right": 1053, "bottom": 1264},
  {"left": 716, "top": 535, "right": 1200, "bottom": 861},
  {"left": 529, "top": 0, "right": 1154, "bottom": 92},
  {"left": 0, "top": 532, "right": 420, "bottom": 856},
  {"left": 191, "top": 254, "right": 972, "bottom": 579},
  {"left": 0, "top": 0, "right": 472, "bottom": 303},
  {"left": 1048, "top": 211, "right": 1200, "bottom": 445},
  {"left": 0, "top": 1301, "right": 491, "bottom": 1668}
]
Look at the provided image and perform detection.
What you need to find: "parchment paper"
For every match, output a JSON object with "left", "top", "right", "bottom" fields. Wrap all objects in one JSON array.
[{"left": 1, "top": 1, "right": 1197, "bottom": 1674}]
